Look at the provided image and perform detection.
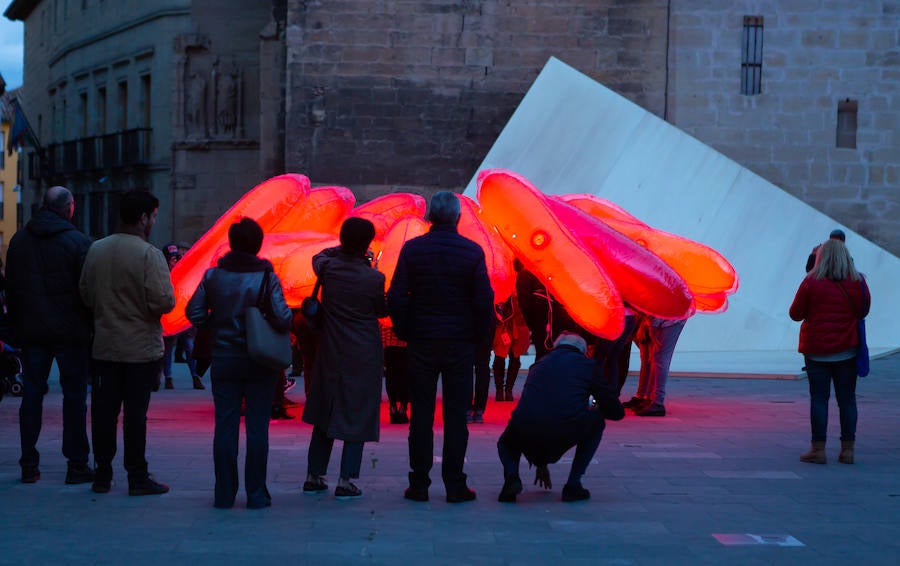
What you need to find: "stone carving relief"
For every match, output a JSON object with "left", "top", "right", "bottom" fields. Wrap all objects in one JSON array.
[{"left": 173, "top": 34, "right": 244, "bottom": 142}]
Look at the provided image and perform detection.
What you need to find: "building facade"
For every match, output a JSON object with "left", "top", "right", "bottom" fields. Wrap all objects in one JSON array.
[
  {"left": 0, "top": 78, "right": 21, "bottom": 261},
  {"left": 7, "top": 0, "right": 899, "bottom": 255},
  {"left": 3, "top": 0, "right": 282, "bottom": 245}
]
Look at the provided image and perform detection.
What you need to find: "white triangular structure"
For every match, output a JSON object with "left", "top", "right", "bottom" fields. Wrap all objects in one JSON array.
[{"left": 464, "top": 57, "right": 899, "bottom": 374}]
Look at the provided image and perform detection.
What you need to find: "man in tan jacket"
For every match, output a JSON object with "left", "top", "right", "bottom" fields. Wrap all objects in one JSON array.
[{"left": 79, "top": 190, "right": 175, "bottom": 496}]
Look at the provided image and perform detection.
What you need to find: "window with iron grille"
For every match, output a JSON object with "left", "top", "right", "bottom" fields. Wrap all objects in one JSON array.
[{"left": 741, "top": 16, "right": 764, "bottom": 95}]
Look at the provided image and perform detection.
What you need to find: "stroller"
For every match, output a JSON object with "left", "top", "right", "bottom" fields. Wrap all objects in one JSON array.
[{"left": 0, "top": 347, "right": 24, "bottom": 401}]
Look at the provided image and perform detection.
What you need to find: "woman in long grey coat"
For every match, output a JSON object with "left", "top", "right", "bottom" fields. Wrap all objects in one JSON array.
[{"left": 302, "top": 217, "right": 387, "bottom": 499}]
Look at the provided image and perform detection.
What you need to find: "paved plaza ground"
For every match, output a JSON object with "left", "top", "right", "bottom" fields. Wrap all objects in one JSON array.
[{"left": 0, "top": 352, "right": 898, "bottom": 565}]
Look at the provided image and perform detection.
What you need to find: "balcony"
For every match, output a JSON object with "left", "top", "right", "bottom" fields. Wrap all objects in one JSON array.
[{"left": 45, "top": 128, "right": 152, "bottom": 177}]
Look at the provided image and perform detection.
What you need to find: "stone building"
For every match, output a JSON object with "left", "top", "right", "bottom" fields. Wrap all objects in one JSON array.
[
  {"left": 6, "top": 0, "right": 899, "bottom": 255},
  {"left": 3, "top": 0, "right": 283, "bottom": 245}
]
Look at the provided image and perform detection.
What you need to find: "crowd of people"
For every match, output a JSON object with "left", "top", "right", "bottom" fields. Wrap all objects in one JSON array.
[{"left": 2, "top": 186, "right": 870, "bottom": 507}]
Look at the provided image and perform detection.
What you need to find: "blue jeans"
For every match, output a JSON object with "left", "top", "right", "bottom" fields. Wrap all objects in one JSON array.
[
  {"left": 805, "top": 357, "right": 858, "bottom": 442},
  {"left": 210, "top": 355, "right": 278, "bottom": 508},
  {"left": 162, "top": 329, "right": 198, "bottom": 379},
  {"left": 637, "top": 320, "right": 685, "bottom": 405},
  {"left": 19, "top": 345, "right": 91, "bottom": 468},
  {"left": 307, "top": 425, "right": 364, "bottom": 479},
  {"left": 407, "top": 339, "right": 474, "bottom": 492}
]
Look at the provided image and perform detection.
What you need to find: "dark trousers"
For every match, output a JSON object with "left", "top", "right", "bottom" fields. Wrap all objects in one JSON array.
[
  {"left": 407, "top": 339, "right": 474, "bottom": 491},
  {"left": 384, "top": 345, "right": 409, "bottom": 406},
  {"left": 307, "top": 425, "right": 364, "bottom": 479},
  {"left": 497, "top": 410, "right": 605, "bottom": 486},
  {"left": 91, "top": 359, "right": 157, "bottom": 483},
  {"left": 19, "top": 344, "right": 91, "bottom": 468},
  {"left": 593, "top": 314, "right": 638, "bottom": 392},
  {"left": 471, "top": 337, "right": 493, "bottom": 412},
  {"left": 805, "top": 356, "right": 858, "bottom": 442},
  {"left": 210, "top": 356, "right": 277, "bottom": 508}
]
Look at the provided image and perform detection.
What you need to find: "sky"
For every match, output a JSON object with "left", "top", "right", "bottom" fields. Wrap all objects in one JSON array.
[{"left": 0, "top": 17, "right": 24, "bottom": 88}]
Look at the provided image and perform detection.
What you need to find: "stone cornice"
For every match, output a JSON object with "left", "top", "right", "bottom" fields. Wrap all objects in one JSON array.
[
  {"left": 48, "top": 7, "right": 190, "bottom": 68},
  {"left": 3, "top": 0, "right": 40, "bottom": 22}
]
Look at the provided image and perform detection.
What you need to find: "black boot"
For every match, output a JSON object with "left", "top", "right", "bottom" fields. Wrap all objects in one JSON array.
[
  {"left": 493, "top": 357, "right": 505, "bottom": 401},
  {"left": 505, "top": 357, "right": 521, "bottom": 402}
]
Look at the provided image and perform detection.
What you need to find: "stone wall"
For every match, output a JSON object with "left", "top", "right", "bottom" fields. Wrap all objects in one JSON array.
[
  {"left": 284, "top": 0, "right": 669, "bottom": 202},
  {"left": 669, "top": 0, "right": 900, "bottom": 256}
]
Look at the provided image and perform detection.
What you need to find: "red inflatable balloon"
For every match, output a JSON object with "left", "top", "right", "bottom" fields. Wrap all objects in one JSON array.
[
  {"left": 458, "top": 195, "right": 516, "bottom": 304},
  {"left": 477, "top": 169, "right": 624, "bottom": 339},
  {"left": 547, "top": 198, "right": 695, "bottom": 321},
  {"left": 561, "top": 194, "right": 740, "bottom": 304},
  {"left": 163, "top": 174, "right": 311, "bottom": 335}
]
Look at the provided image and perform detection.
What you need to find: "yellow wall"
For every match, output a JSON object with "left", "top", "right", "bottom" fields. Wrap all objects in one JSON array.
[{"left": 0, "top": 119, "right": 19, "bottom": 262}]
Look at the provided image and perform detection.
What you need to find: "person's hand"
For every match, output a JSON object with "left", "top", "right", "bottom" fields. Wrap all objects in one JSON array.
[{"left": 534, "top": 464, "right": 552, "bottom": 490}]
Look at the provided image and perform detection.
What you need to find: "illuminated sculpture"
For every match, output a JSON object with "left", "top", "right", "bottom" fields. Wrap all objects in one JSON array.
[{"left": 162, "top": 170, "right": 738, "bottom": 339}]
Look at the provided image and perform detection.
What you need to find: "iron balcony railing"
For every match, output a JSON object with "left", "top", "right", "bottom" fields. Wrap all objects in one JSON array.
[{"left": 45, "top": 128, "right": 151, "bottom": 176}]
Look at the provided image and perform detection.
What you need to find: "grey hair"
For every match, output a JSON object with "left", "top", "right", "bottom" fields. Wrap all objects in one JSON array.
[
  {"left": 553, "top": 331, "right": 587, "bottom": 354},
  {"left": 43, "top": 186, "right": 73, "bottom": 215},
  {"left": 812, "top": 239, "right": 860, "bottom": 282},
  {"left": 427, "top": 191, "right": 461, "bottom": 225}
]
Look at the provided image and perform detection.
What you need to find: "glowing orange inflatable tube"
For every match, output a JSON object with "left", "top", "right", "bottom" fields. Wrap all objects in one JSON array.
[
  {"left": 458, "top": 195, "right": 516, "bottom": 304},
  {"left": 477, "top": 169, "right": 624, "bottom": 340},
  {"left": 378, "top": 216, "right": 429, "bottom": 288},
  {"left": 561, "top": 194, "right": 739, "bottom": 303},
  {"left": 207, "top": 232, "right": 339, "bottom": 307},
  {"left": 268, "top": 186, "right": 356, "bottom": 235},
  {"left": 547, "top": 198, "right": 695, "bottom": 321},
  {"left": 353, "top": 193, "right": 427, "bottom": 237},
  {"left": 163, "top": 174, "right": 311, "bottom": 335}
]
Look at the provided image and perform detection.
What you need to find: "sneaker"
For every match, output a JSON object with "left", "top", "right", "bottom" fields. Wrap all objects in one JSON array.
[
  {"left": 192, "top": 376, "right": 205, "bottom": 390},
  {"left": 622, "top": 396, "right": 645, "bottom": 409},
  {"left": 164, "top": 377, "right": 174, "bottom": 390},
  {"left": 472, "top": 411, "right": 484, "bottom": 424},
  {"left": 128, "top": 476, "right": 169, "bottom": 496},
  {"left": 446, "top": 485, "right": 477, "bottom": 503},
  {"left": 403, "top": 485, "right": 429, "bottom": 502},
  {"left": 65, "top": 463, "right": 95, "bottom": 485},
  {"left": 302, "top": 477, "right": 328, "bottom": 494},
  {"left": 21, "top": 466, "right": 40, "bottom": 484},
  {"left": 634, "top": 402, "right": 666, "bottom": 417},
  {"left": 92, "top": 479, "right": 111, "bottom": 494},
  {"left": 561, "top": 483, "right": 591, "bottom": 502},
  {"left": 335, "top": 483, "right": 363, "bottom": 500},
  {"left": 498, "top": 474, "right": 523, "bottom": 503},
  {"left": 284, "top": 377, "right": 296, "bottom": 393}
]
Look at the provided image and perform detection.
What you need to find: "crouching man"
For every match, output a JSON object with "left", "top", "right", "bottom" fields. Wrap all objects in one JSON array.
[{"left": 497, "top": 332, "right": 624, "bottom": 502}]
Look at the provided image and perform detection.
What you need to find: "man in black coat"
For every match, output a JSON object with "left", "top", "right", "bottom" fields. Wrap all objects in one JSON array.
[
  {"left": 496, "top": 332, "right": 624, "bottom": 503},
  {"left": 387, "top": 191, "right": 494, "bottom": 503},
  {"left": 6, "top": 186, "right": 94, "bottom": 485}
]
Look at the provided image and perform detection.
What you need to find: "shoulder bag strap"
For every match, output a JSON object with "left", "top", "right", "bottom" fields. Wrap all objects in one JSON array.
[
  {"left": 256, "top": 268, "right": 272, "bottom": 309},
  {"left": 311, "top": 276, "right": 322, "bottom": 301}
]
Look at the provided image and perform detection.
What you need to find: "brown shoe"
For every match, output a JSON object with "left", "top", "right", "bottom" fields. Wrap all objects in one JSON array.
[{"left": 800, "top": 441, "right": 827, "bottom": 464}]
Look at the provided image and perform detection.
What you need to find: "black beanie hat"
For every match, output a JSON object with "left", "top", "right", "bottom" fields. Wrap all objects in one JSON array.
[
  {"left": 228, "top": 217, "right": 264, "bottom": 255},
  {"left": 340, "top": 217, "right": 376, "bottom": 255}
]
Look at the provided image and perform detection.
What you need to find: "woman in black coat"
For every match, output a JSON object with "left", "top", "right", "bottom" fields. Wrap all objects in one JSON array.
[
  {"left": 302, "top": 217, "right": 387, "bottom": 499},
  {"left": 186, "top": 218, "right": 292, "bottom": 509}
]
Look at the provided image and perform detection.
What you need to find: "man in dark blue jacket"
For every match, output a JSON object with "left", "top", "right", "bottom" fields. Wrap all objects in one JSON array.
[
  {"left": 387, "top": 191, "right": 494, "bottom": 503},
  {"left": 6, "top": 186, "right": 94, "bottom": 485},
  {"left": 497, "top": 332, "right": 624, "bottom": 503}
]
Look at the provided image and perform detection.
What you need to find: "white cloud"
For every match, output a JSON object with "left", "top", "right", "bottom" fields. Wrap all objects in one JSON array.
[{"left": 0, "top": 18, "right": 24, "bottom": 88}]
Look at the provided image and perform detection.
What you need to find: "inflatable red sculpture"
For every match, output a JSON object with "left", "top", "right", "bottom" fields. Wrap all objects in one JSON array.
[{"left": 162, "top": 170, "right": 739, "bottom": 338}]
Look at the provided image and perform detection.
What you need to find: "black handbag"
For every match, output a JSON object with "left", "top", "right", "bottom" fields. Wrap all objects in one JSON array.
[
  {"left": 245, "top": 269, "right": 292, "bottom": 370},
  {"left": 300, "top": 276, "right": 323, "bottom": 331}
]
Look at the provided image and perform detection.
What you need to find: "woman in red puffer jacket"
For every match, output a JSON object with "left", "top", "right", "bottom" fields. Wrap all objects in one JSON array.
[{"left": 790, "top": 239, "right": 870, "bottom": 465}]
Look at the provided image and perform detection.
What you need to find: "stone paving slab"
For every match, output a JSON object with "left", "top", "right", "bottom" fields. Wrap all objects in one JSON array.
[{"left": 0, "top": 352, "right": 898, "bottom": 565}]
